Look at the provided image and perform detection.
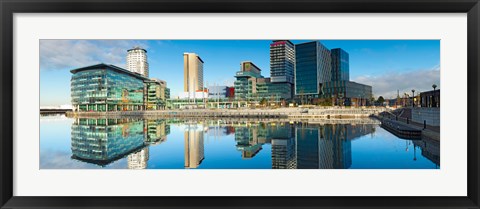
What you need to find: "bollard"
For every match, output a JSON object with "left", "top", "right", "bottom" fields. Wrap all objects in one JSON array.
[{"left": 424, "top": 120, "right": 426, "bottom": 130}]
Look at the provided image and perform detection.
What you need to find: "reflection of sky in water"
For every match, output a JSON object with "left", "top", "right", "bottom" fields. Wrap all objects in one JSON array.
[
  {"left": 40, "top": 115, "right": 439, "bottom": 169},
  {"left": 350, "top": 129, "right": 438, "bottom": 169}
]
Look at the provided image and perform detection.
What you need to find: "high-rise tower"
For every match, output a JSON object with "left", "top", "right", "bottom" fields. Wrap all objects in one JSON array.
[
  {"left": 294, "top": 41, "right": 332, "bottom": 97},
  {"left": 331, "top": 48, "right": 350, "bottom": 82},
  {"left": 126, "top": 47, "right": 149, "bottom": 77},
  {"left": 183, "top": 53, "right": 204, "bottom": 95},
  {"left": 270, "top": 40, "right": 295, "bottom": 84}
]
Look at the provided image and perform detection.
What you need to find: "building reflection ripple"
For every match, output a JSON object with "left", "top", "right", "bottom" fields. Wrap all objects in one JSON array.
[
  {"left": 70, "top": 118, "right": 170, "bottom": 168},
  {"left": 67, "top": 118, "right": 438, "bottom": 169}
]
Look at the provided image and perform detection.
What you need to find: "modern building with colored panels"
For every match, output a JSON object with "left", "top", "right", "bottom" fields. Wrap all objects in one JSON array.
[
  {"left": 70, "top": 118, "right": 146, "bottom": 167},
  {"left": 70, "top": 63, "right": 148, "bottom": 112},
  {"left": 294, "top": 41, "right": 332, "bottom": 98},
  {"left": 322, "top": 80, "right": 373, "bottom": 106},
  {"left": 270, "top": 40, "right": 295, "bottom": 100},
  {"left": 183, "top": 53, "right": 204, "bottom": 97},
  {"left": 127, "top": 47, "right": 149, "bottom": 77},
  {"left": 226, "top": 87, "right": 235, "bottom": 99},
  {"left": 144, "top": 79, "right": 169, "bottom": 110},
  {"left": 255, "top": 77, "right": 273, "bottom": 100},
  {"left": 234, "top": 61, "right": 290, "bottom": 103},
  {"left": 234, "top": 61, "right": 264, "bottom": 101},
  {"left": 330, "top": 48, "right": 350, "bottom": 82}
]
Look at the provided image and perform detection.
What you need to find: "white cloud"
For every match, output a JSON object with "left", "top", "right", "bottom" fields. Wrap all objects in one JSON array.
[
  {"left": 352, "top": 65, "right": 440, "bottom": 99},
  {"left": 40, "top": 40, "right": 150, "bottom": 71}
]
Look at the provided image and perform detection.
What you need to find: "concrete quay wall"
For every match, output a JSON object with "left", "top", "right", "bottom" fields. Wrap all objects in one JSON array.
[
  {"left": 66, "top": 107, "right": 386, "bottom": 119},
  {"left": 412, "top": 107, "right": 440, "bottom": 126}
]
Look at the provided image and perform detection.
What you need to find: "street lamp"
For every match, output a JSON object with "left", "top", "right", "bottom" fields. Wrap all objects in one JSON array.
[
  {"left": 432, "top": 84, "right": 437, "bottom": 107},
  {"left": 411, "top": 89, "right": 415, "bottom": 107}
]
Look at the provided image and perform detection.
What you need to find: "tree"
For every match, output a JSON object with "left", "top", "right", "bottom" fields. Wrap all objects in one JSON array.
[
  {"left": 377, "top": 96, "right": 385, "bottom": 105},
  {"left": 260, "top": 98, "right": 267, "bottom": 106}
]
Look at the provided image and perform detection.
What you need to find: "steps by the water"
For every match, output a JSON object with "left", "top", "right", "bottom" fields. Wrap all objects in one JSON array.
[{"left": 379, "top": 118, "right": 422, "bottom": 139}]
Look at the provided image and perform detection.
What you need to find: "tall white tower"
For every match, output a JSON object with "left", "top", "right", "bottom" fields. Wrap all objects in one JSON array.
[{"left": 127, "top": 46, "right": 149, "bottom": 77}]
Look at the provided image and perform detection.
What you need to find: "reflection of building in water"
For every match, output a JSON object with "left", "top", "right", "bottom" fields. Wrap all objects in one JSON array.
[
  {"left": 272, "top": 137, "right": 296, "bottom": 169},
  {"left": 145, "top": 119, "right": 170, "bottom": 145},
  {"left": 344, "top": 124, "right": 376, "bottom": 140},
  {"left": 319, "top": 124, "right": 352, "bottom": 169},
  {"left": 206, "top": 125, "right": 234, "bottom": 138},
  {"left": 234, "top": 124, "right": 271, "bottom": 159},
  {"left": 295, "top": 125, "right": 320, "bottom": 169},
  {"left": 184, "top": 124, "right": 205, "bottom": 168},
  {"left": 295, "top": 123, "right": 374, "bottom": 169},
  {"left": 71, "top": 118, "right": 146, "bottom": 167},
  {"left": 270, "top": 123, "right": 296, "bottom": 169},
  {"left": 127, "top": 147, "right": 149, "bottom": 169},
  {"left": 412, "top": 138, "right": 440, "bottom": 167}
]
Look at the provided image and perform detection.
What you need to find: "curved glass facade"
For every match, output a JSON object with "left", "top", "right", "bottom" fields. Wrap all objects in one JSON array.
[{"left": 71, "top": 64, "right": 148, "bottom": 111}]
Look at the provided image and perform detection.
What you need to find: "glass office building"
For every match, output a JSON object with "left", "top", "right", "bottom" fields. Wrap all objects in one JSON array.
[
  {"left": 71, "top": 63, "right": 148, "bottom": 112},
  {"left": 234, "top": 61, "right": 263, "bottom": 101},
  {"left": 323, "top": 81, "right": 373, "bottom": 106},
  {"left": 331, "top": 48, "right": 350, "bottom": 82},
  {"left": 258, "top": 82, "right": 292, "bottom": 102},
  {"left": 144, "top": 79, "right": 169, "bottom": 110},
  {"left": 295, "top": 41, "right": 332, "bottom": 97}
]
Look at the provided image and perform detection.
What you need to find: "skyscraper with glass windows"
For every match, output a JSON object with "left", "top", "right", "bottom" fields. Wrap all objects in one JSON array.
[
  {"left": 269, "top": 40, "right": 295, "bottom": 100},
  {"left": 331, "top": 48, "right": 350, "bottom": 82},
  {"left": 294, "top": 41, "right": 332, "bottom": 98},
  {"left": 126, "top": 47, "right": 149, "bottom": 77},
  {"left": 270, "top": 40, "right": 295, "bottom": 84}
]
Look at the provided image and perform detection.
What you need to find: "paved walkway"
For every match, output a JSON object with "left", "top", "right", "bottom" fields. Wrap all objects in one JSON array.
[{"left": 378, "top": 113, "right": 439, "bottom": 141}]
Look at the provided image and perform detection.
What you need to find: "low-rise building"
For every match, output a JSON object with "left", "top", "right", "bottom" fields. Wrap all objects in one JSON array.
[
  {"left": 420, "top": 89, "right": 440, "bottom": 107},
  {"left": 71, "top": 63, "right": 148, "bottom": 112},
  {"left": 70, "top": 63, "right": 169, "bottom": 112},
  {"left": 208, "top": 85, "right": 228, "bottom": 99},
  {"left": 322, "top": 81, "right": 373, "bottom": 106},
  {"left": 234, "top": 61, "right": 264, "bottom": 101},
  {"left": 144, "top": 79, "right": 169, "bottom": 110}
]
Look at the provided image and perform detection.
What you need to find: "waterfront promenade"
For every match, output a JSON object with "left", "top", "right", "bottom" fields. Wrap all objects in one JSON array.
[
  {"left": 66, "top": 107, "right": 387, "bottom": 119},
  {"left": 376, "top": 110, "right": 440, "bottom": 141}
]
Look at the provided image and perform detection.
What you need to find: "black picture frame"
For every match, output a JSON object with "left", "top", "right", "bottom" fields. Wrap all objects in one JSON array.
[{"left": 1, "top": 0, "right": 479, "bottom": 208}]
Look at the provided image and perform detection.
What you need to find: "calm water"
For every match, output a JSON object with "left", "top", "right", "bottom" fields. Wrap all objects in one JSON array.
[{"left": 40, "top": 114, "right": 440, "bottom": 169}]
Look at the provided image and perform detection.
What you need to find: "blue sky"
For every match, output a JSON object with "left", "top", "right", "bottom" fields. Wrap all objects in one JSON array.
[{"left": 40, "top": 40, "right": 440, "bottom": 106}]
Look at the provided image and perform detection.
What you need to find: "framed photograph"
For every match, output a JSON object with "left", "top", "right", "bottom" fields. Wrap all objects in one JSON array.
[{"left": 1, "top": 0, "right": 479, "bottom": 208}]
